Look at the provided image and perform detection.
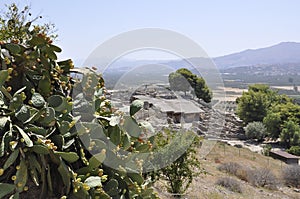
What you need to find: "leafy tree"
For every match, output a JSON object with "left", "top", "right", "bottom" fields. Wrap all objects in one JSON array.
[
  {"left": 151, "top": 129, "right": 204, "bottom": 196},
  {"left": 280, "top": 120, "right": 300, "bottom": 147},
  {"left": 238, "top": 83, "right": 300, "bottom": 146},
  {"left": 236, "top": 90, "right": 269, "bottom": 124},
  {"left": 248, "top": 84, "right": 271, "bottom": 93},
  {"left": 236, "top": 84, "right": 285, "bottom": 125},
  {"left": 264, "top": 102, "right": 300, "bottom": 139},
  {"left": 176, "top": 68, "right": 195, "bottom": 83},
  {"left": 287, "top": 146, "right": 300, "bottom": 156},
  {"left": 168, "top": 68, "right": 212, "bottom": 103},
  {"left": 168, "top": 72, "right": 190, "bottom": 95},
  {"left": 263, "top": 112, "right": 282, "bottom": 139},
  {"left": 244, "top": 121, "right": 267, "bottom": 141},
  {"left": 192, "top": 76, "right": 212, "bottom": 103}
]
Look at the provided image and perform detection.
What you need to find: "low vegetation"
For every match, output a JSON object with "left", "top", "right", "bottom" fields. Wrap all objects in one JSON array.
[
  {"left": 215, "top": 177, "right": 242, "bottom": 193},
  {"left": 218, "top": 162, "right": 278, "bottom": 190},
  {"left": 244, "top": 121, "right": 267, "bottom": 141},
  {"left": 248, "top": 168, "right": 278, "bottom": 190},
  {"left": 262, "top": 144, "right": 272, "bottom": 156},
  {"left": 282, "top": 165, "right": 300, "bottom": 188},
  {"left": 217, "top": 162, "right": 242, "bottom": 176}
]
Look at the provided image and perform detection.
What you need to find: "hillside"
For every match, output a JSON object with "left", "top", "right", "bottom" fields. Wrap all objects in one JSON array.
[
  {"left": 213, "top": 42, "right": 300, "bottom": 69},
  {"left": 155, "top": 141, "right": 300, "bottom": 199}
]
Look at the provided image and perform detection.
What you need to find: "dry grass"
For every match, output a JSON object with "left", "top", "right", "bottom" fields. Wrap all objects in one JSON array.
[
  {"left": 216, "top": 177, "right": 242, "bottom": 193},
  {"left": 282, "top": 165, "right": 300, "bottom": 187},
  {"left": 156, "top": 141, "right": 300, "bottom": 199}
]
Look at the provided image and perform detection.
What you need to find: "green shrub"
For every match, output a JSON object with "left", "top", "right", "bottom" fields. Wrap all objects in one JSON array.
[
  {"left": 216, "top": 177, "right": 242, "bottom": 193},
  {"left": 244, "top": 121, "right": 267, "bottom": 141},
  {"left": 287, "top": 146, "right": 300, "bottom": 156},
  {"left": 262, "top": 144, "right": 272, "bottom": 156}
]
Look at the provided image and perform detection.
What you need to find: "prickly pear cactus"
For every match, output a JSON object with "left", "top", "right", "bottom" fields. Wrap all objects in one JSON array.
[{"left": 0, "top": 4, "right": 159, "bottom": 199}]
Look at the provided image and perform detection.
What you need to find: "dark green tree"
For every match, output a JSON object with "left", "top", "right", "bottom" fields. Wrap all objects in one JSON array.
[
  {"left": 168, "top": 72, "right": 190, "bottom": 95},
  {"left": 280, "top": 120, "right": 300, "bottom": 147},
  {"left": 287, "top": 146, "right": 300, "bottom": 156},
  {"left": 263, "top": 112, "right": 282, "bottom": 139},
  {"left": 263, "top": 102, "right": 300, "bottom": 139},
  {"left": 192, "top": 76, "right": 212, "bottom": 103},
  {"left": 176, "top": 68, "right": 195, "bottom": 83},
  {"left": 168, "top": 68, "right": 212, "bottom": 103},
  {"left": 236, "top": 84, "right": 284, "bottom": 124}
]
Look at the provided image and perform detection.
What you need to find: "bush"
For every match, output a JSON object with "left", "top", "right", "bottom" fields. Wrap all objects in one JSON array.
[
  {"left": 248, "top": 168, "right": 278, "bottom": 190},
  {"left": 216, "top": 177, "right": 242, "bottom": 193},
  {"left": 287, "top": 146, "right": 300, "bottom": 156},
  {"left": 218, "top": 163, "right": 278, "bottom": 190},
  {"left": 234, "top": 144, "right": 243, "bottom": 148},
  {"left": 262, "top": 144, "right": 272, "bottom": 156},
  {"left": 235, "top": 167, "right": 251, "bottom": 182},
  {"left": 282, "top": 165, "right": 300, "bottom": 187},
  {"left": 217, "top": 162, "right": 241, "bottom": 176},
  {"left": 244, "top": 121, "right": 267, "bottom": 141}
]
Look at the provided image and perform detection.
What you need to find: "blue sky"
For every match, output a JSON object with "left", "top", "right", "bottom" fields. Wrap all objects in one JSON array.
[{"left": 1, "top": 0, "right": 300, "bottom": 66}]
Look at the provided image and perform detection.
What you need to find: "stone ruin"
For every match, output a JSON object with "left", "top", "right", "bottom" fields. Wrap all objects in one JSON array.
[{"left": 108, "top": 84, "right": 245, "bottom": 140}]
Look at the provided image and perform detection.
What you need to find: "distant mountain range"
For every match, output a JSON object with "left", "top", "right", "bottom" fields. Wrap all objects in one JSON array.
[
  {"left": 213, "top": 42, "right": 300, "bottom": 69},
  {"left": 148, "top": 42, "right": 300, "bottom": 70},
  {"left": 94, "top": 42, "right": 300, "bottom": 75},
  {"left": 97, "top": 42, "right": 300, "bottom": 88}
]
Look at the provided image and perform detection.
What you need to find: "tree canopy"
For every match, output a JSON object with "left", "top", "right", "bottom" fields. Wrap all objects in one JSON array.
[
  {"left": 280, "top": 120, "right": 300, "bottom": 147},
  {"left": 263, "top": 102, "right": 300, "bottom": 140},
  {"left": 168, "top": 68, "right": 212, "bottom": 103},
  {"left": 236, "top": 84, "right": 289, "bottom": 124},
  {"left": 236, "top": 83, "right": 300, "bottom": 148},
  {"left": 168, "top": 71, "right": 190, "bottom": 94}
]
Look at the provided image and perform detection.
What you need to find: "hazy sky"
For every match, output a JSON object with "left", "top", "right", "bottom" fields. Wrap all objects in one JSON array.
[{"left": 1, "top": 0, "right": 300, "bottom": 66}]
